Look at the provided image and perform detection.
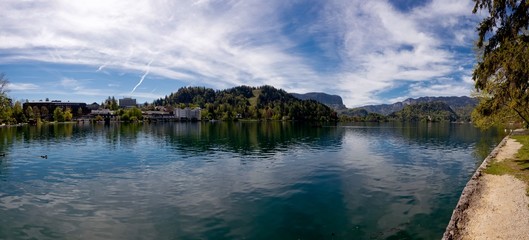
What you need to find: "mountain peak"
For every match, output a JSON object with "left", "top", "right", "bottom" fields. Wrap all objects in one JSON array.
[{"left": 291, "top": 92, "right": 347, "bottom": 110}]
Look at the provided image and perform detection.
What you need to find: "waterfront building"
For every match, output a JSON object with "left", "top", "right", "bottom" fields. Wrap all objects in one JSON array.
[
  {"left": 119, "top": 98, "right": 137, "bottom": 108},
  {"left": 87, "top": 102, "right": 100, "bottom": 110},
  {"left": 23, "top": 100, "right": 88, "bottom": 119},
  {"left": 174, "top": 108, "right": 201, "bottom": 121},
  {"left": 90, "top": 109, "right": 114, "bottom": 115}
]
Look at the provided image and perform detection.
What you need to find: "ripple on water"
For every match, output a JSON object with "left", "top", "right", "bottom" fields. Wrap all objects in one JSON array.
[{"left": 0, "top": 122, "right": 504, "bottom": 239}]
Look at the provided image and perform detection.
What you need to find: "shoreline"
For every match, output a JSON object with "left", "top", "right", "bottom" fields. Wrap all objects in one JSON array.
[
  {"left": 443, "top": 131, "right": 529, "bottom": 239},
  {"left": 442, "top": 135, "right": 509, "bottom": 239}
]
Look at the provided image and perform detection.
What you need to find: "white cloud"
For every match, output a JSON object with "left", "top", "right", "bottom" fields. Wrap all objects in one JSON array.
[
  {"left": 320, "top": 0, "right": 478, "bottom": 106},
  {"left": 408, "top": 81, "right": 473, "bottom": 98},
  {"left": 60, "top": 78, "right": 81, "bottom": 90},
  {"left": 0, "top": 0, "right": 479, "bottom": 107},
  {"left": 8, "top": 83, "right": 39, "bottom": 91}
]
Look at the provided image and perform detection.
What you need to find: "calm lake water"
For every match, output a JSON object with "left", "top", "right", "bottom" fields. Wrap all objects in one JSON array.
[{"left": 0, "top": 122, "right": 503, "bottom": 239}]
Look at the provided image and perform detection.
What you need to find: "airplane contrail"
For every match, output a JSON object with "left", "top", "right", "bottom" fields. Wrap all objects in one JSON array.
[{"left": 131, "top": 59, "right": 154, "bottom": 94}]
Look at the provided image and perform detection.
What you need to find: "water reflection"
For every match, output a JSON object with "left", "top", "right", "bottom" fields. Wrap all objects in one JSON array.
[
  {"left": 0, "top": 122, "right": 502, "bottom": 239},
  {"left": 144, "top": 122, "right": 343, "bottom": 155},
  {"left": 336, "top": 122, "right": 504, "bottom": 239}
]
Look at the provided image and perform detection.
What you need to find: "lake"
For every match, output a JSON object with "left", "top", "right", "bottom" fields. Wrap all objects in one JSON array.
[{"left": 0, "top": 122, "right": 503, "bottom": 239}]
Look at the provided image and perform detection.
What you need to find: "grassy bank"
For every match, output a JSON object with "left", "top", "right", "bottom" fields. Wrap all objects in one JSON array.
[{"left": 485, "top": 134, "right": 529, "bottom": 193}]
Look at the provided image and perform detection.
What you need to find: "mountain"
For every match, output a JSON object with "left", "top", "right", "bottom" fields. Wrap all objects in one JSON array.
[
  {"left": 154, "top": 85, "right": 338, "bottom": 122},
  {"left": 388, "top": 102, "right": 459, "bottom": 122},
  {"left": 291, "top": 92, "right": 347, "bottom": 110},
  {"left": 359, "top": 96, "right": 477, "bottom": 117}
]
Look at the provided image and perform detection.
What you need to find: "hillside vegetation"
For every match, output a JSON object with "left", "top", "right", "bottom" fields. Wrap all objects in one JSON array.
[
  {"left": 339, "top": 96, "right": 476, "bottom": 122},
  {"left": 340, "top": 102, "right": 462, "bottom": 122},
  {"left": 388, "top": 102, "right": 459, "bottom": 122},
  {"left": 356, "top": 96, "right": 477, "bottom": 119},
  {"left": 154, "top": 85, "right": 338, "bottom": 122}
]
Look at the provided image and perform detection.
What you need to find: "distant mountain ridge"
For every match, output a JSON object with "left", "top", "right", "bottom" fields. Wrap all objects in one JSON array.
[
  {"left": 291, "top": 92, "right": 347, "bottom": 110},
  {"left": 359, "top": 96, "right": 478, "bottom": 116}
]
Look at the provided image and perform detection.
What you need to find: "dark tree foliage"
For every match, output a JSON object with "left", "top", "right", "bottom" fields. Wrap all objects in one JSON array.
[
  {"left": 388, "top": 102, "right": 459, "bottom": 122},
  {"left": 154, "top": 85, "right": 337, "bottom": 122},
  {"left": 339, "top": 108, "right": 389, "bottom": 122},
  {"left": 472, "top": 0, "right": 529, "bottom": 128},
  {"left": 101, "top": 96, "right": 119, "bottom": 110}
]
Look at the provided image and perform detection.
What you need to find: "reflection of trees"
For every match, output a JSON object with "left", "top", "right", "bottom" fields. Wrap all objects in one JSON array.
[
  {"left": 0, "top": 127, "right": 28, "bottom": 179},
  {"left": 343, "top": 122, "right": 505, "bottom": 161},
  {"left": 0, "top": 127, "right": 17, "bottom": 178},
  {"left": 147, "top": 122, "right": 344, "bottom": 155},
  {"left": 12, "top": 123, "right": 77, "bottom": 142},
  {"left": 392, "top": 122, "right": 505, "bottom": 165}
]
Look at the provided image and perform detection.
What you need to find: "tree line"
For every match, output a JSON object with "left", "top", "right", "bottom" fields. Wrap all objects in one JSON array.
[
  {"left": 339, "top": 102, "right": 460, "bottom": 122},
  {"left": 154, "top": 85, "right": 338, "bottom": 122}
]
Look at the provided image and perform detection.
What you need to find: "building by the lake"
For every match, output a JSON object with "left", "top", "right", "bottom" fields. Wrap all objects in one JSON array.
[
  {"left": 174, "top": 108, "right": 201, "bottom": 121},
  {"left": 119, "top": 98, "right": 137, "bottom": 108},
  {"left": 23, "top": 100, "right": 88, "bottom": 119}
]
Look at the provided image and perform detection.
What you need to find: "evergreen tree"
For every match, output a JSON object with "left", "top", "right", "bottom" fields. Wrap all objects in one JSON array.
[{"left": 472, "top": 0, "right": 529, "bottom": 128}]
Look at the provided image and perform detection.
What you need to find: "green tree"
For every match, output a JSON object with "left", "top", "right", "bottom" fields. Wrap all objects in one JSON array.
[
  {"left": 103, "top": 96, "right": 119, "bottom": 110},
  {"left": 471, "top": 0, "right": 529, "bottom": 128},
  {"left": 64, "top": 108, "right": 73, "bottom": 121},
  {"left": 120, "top": 107, "right": 142, "bottom": 122},
  {"left": 13, "top": 101, "right": 26, "bottom": 123},
  {"left": 53, "top": 107, "right": 65, "bottom": 122}
]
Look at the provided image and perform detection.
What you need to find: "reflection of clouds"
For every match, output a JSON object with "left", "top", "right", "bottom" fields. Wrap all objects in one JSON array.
[
  {"left": 0, "top": 122, "right": 346, "bottom": 239},
  {"left": 336, "top": 124, "right": 499, "bottom": 238},
  {"left": 0, "top": 123, "right": 501, "bottom": 239}
]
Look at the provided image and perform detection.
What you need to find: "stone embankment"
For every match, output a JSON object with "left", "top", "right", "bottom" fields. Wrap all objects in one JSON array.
[{"left": 443, "top": 131, "right": 529, "bottom": 240}]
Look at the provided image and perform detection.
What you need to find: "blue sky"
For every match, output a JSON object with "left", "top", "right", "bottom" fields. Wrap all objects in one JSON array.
[{"left": 0, "top": 0, "right": 481, "bottom": 107}]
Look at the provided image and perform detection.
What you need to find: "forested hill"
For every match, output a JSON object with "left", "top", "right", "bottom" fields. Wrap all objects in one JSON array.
[
  {"left": 359, "top": 96, "right": 477, "bottom": 116},
  {"left": 387, "top": 102, "right": 459, "bottom": 122},
  {"left": 154, "top": 86, "right": 338, "bottom": 122},
  {"left": 291, "top": 92, "right": 347, "bottom": 110}
]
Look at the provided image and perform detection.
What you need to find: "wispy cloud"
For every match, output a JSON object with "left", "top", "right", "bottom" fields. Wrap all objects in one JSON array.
[
  {"left": 8, "top": 83, "right": 39, "bottom": 91},
  {"left": 0, "top": 0, "right": 479, "bottom": 107},
  {"left": 60, "top": 78, "right": 82, "bottom": 91},
  {"left": 319, "top": 0, "right": 478, "bottom": 106}
]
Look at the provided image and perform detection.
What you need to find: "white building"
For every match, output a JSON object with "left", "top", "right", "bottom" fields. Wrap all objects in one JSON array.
[
  {"left": 90, "top": 109, "right": 114, "bottom": 115},
  {"left": 174, "top": 108, "right": 201, "bottom": 120}
]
